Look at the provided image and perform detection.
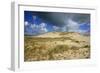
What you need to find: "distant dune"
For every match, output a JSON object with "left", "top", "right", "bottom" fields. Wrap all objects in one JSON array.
[{"left": 33, "top": 32, "right": 90, "bottom": 43}]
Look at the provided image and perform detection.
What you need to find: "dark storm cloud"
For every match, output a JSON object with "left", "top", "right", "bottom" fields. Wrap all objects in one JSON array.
[
  {"left": 34, "top": 12, "right": 90, "bottom": 27},
  {"left": 71, "top": 14, "right": 90, "bottom": 24},
  {"left": 34, "top": 12, "right": 69, "bottom": 27}
]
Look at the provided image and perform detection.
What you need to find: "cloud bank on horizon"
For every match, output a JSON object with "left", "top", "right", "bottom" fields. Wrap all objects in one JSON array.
[{"left": 24, "top": 11, "right": 90, "bottom": 36}]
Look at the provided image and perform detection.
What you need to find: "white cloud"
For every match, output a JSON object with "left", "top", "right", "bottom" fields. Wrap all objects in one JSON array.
[
  {"left": 67, "top": 19, "right": 80, "bottom": 32},
  {"left": 24, "top": 21, "right": 29, "bottom": 26},
  {"left": 80, "top": 22, "right": 90, "bottom": 26},
  {"left": 40, "top": 23, "right": 47, "bottom": 28},
  {"left": 30, "top": 22, "right": 48, "bottom": 34},
  {"left": 66, "top": 19, "right": 90, "bottom": 34},
  {"left": 30, "top": 24, "right": 36, "bottom": 29},
  {"left": 61, "top": 26, "right": 67, "bottom": 32},
  {"left": 40, "top": 27, "right": 48, "bottom": 33},
  {"left": 53, "top": 26, "right": 60, "bottom": 31},
  {"left": 39, "top": 23, "right": 48, "bottom": 33}
]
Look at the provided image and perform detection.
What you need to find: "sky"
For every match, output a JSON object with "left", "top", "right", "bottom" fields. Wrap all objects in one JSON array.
[{"left": 24, "top": 11, "right": 90, "bottom": 36}]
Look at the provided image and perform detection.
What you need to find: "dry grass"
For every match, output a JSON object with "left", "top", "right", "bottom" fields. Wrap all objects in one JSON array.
[{"left": 24, "top": 35, "right": 90, "bottom": 61}]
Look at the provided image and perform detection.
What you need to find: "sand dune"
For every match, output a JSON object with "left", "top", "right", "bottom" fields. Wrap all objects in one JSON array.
[{"left": 24, "top": 32, "right": 90, "bottom": 61}]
